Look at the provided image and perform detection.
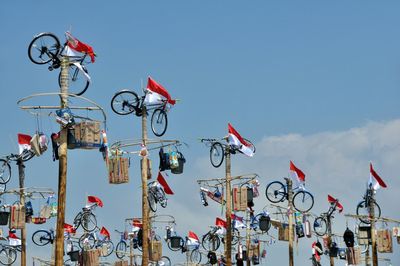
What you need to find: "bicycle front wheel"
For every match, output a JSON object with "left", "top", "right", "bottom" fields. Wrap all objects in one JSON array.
[
  {"left": 158, "top": 189, "right": 167, "bottom": 208},
  {"left": 28, "top": 32, "right": 61, "bottom": 64},
  {"left": 265, "top": 181, "right": 286, "bottom": 203},
  {"left": 190, "top": 248, "right": 202, "bottom": 264},
  {"left": 100, "top": 240, "right": 114, "bottom": 257},
  {"left": 201, "top": 233, "right": 220, "bottom": 252},
  {"left": 73, "top": 212, "right": 83, "bottom": 229},
  {"left": 20, "top": 150, "right": 35, "bottom": 162},
  {"left": 115, "top": 241, "right": 127, "bottom": 259},
  {"left": 111, "top": 90, "right": 140, "bottom": 115},
  {"left": 293, "top": 190, "right": 314, "bottom": 213},
  {"left": 0, "top": 247, "right": 17, "bottom": 265},
  {"left": 151, "top": 109, "right": 168, "bottom": 137},
  {"left": 58, "top": 64, "right": 90, "bottom": 96},
  {"left": 157, "top": 256, "right": 171, "bottom": 266},
  {"left": 0, "top": 160, "right": 11, "bottom": 184},
  {"left": 210, "top": 142, "right": 224, "bottom": 168},
  {"left": 80, "top": 212, "right": 97, "bottom": 232},
  {"left": 313, "top": 217, "right": 327, "bottom": 236},
  {"left": 148, "top": 190, "right": 157, "bottom": 212},
  {"left": 32, "top": 230, "right": 52, "bottom": 246},
  {"left": 356, "top": 200, "right": 381, "bottom": 224},
  {"left": 79, "top": 233, "right": 95, "bottom": 250}
]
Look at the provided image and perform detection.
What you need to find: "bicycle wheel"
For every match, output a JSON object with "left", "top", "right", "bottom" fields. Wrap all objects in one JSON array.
[
  {"left": 58, "top": 64, "right": 90, "bottom": 96},
  {"left": 32, "top": 230, "right": 52, "bottom": 246},
  {"left": 253, "top": 213, "right": 271, "bottom": 232},
  {"left": 28, "top": 32, "right": 61, "bottom": 64},
  {"left": 148, "top": 190, "right": 157, "bottom": 212},
  {"left": 115, "top": 241, "right": 127, "bottom": 259},
  {"left": 293, "top": 190, "right": 314, "bottom": 213},
  {"left": 158, "top": 189, "right": 167, "bottom": 208},
  {"left": 20, "top": 150, "right": 35, "bottom": 162},
  {"left": 0, "top": 247, "right": 17, "bottom": 265},
  {"left": 201, "top": 233, "right": 220, "bottom": 252},
  {"left": 243, "top": 138, "right": 256, "bottom": 154},
  {"left": 151, "top": 109, "right": 168, "bottom": 137},
  {"left": 265, "top": 181, "right": 286, "bottom": 203},
  {"left": 231, "top": 228, "right": 240, "bottom": 245},
  {"left": 157, "top": 256, "right": 171, "bottom": 266},
  {"left": 79, "top": 233, "right": 95, "bottom": 250},
  {"left": 166, "top": 237, "right": 183, "bottom": 252},
  {"left": 73, "top": 212, "right": 83, "bottom": 229},
  {"left": 356, "top": 200, "right": 381, "bottom": 224},
  {"left": 64, "top": 259, "right": 77, "bottom": 266},
  {"left": 100, "top": 240, "right": 114, "bottom": 257},
  {"left": 210, "top": 142, "right": 224, "bottom": 168},
  {"left": 80, "top": 212, "right": 97, "bottom": 232},
  {"left": 313, "top": 217, "right": 327, "bottom": 236},
  {"left": 190, "top": 248, "right": 202, "bottom": 264},
  {"left": 0, "top": 160, "right": 11, "bottom": 184},
  {"left": 111, "top": 90, "right": 140, "bottom": 115}
]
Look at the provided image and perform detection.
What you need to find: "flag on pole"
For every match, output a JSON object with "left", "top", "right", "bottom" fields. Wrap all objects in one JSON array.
[
  {"left": 8, "top": 232, "right": 21, "bottom": 246},
  {"left": 215, "top": 217, "right": 227, "bottom": 234},
  {"left": 369, "top": 163, "right": 387, "bottom": 190},
  {"left": 327, "top": 194, "right": 343, "bottom": 213},
  {"left": 87, "top": 195, "right": 104, "bottom": 207},
  {"left": 100, "top": 226, "right": 110, "bottom": 239},
  {"left": 64, "top": 223, "right": 76, "bottom": 234},
  {"left": 65, "top": 31, "right": 96, "bottom": 63},
  {"left": 231, "top": 214, "right": 246, "bottom": 229},
  {"left": 289, "top": 160, "right": 306, "bottom": 183},
  {"left": 157, "top": 171, "right": 174, "bottom": 195},
  {"left": 227, "top": 123, "right": 254, "bottom": 157},
  {"left": 132, "top": 219, "right": 143, "bottom": 231},
  {"left": 18, "top": 133, "right": 32, "bottom": 154},
  {"left": 145, "top": 77, "right": 176, "bottom": 105},
  {"left": 187, "top": 231, "right": 200, "bottom": 246}
]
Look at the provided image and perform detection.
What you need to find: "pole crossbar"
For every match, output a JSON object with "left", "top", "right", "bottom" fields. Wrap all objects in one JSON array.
[
  {"left": 344, "top": 213, "right": 400, "bottom": 224},
  {"left": 197, "top": 173, "right": 259, "bottom": 184}
]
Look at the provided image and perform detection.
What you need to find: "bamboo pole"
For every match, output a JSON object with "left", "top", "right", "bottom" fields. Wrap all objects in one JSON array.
[
  {"left": 246, "top": 210, "right": 251, "bottom": 266},
  {"left": 225, "top": 146, "right": 232, "bottom": 265},
  {"left": 369, "top": 194, "right": 378, "bottom": 266},
  {"left": 286, "top": 178, "right": 294, "bottom": 266},
  {"left": 55, "top": 56, "right": 69, "bottom": 266},
  {"left": 17, "top": 159, "right": 26, "bottom": 266},
  {"left": 327, "top": 216, "right": 334, "bottom": 266},
  {"left": 141, "top": 106, "right": 149, "bottom": 266}
]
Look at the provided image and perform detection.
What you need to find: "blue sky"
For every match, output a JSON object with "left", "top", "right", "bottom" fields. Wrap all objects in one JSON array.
[{"left": 1, "top": 1, "right": 400, "bottom": 265}]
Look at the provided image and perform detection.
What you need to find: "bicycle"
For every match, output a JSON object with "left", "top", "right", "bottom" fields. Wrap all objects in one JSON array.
[
  {"left": 28, "top": 31, "right": 95, "bottom": 96},
  {"left": 199, "top": 138, "right": 255, "bottom": 168},
  {"left": 148, "top": 181, "right": 167, "bottom": 212},
  {"left": 201, "top": 225, "right": 240, "bottom": 252},
  {"left": 313, "top": 196, "right": 343, "bottom": 236},
  {"left": 0, "top": 232, "right": 22, "bottom": 265},
  {"left": 78, "top": 228, "right": 114, "bottom": 257},
  {"left": 115, "top": 229, "right": 142, "bottom": 259},
  {"left": 0, "top": 150, "right": 36, "bottom": 185},
  {"left": 73, "top": 202, "right": 100, "bottom": 232},
  {"left": 356, "top": 183, "right": 381, "bottom": 224},
  {"left": 249, "top": 210, "right": 271, "bottom": 232},
  {"left": 265, "top": 177, "right": 314, "bottom": 213}
]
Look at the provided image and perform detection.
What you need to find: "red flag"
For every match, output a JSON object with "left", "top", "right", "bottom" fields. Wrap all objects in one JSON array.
[
  {"left": 100, "top": 226, "right": 110, "bottom": 239},
  {"left": 327, "top": 194, "right": 343, "bottom": 213},
  {"left": 215, "top": 217, "right": 227, "bottom": 228},
  {"left": 66, "top": 31, "right": 96, "bottom": 63},
  {"left": 18, "top": 133, "right": 31, "bottom": 154},
  {"left": 8, "top": 232, "right": 19, "bottom": 239},
  {"left": 370, "top": 163, "right": 387, "bottom": 189},
  {"left": 157, "top": 171, "right": 174, "bottom": 195},
  {"left": 290, "top": 161, "right": 305, "bottom": 182},
  {"left": 64, "top": 223, "right": 76, "bottom": 234},
  {"left": 132, "top": 219, "right": 143, "bottom": 229},
  {"left": 147, "top": 77, "right": 176, "bottom": 105},
  {"left": 227, "top": 123, "right": 254, "bottom": 157},
  {"left": 87, "top": 195, "right": 104, "bottom": 207},
  {"left": 188, "top": 231, "right": 199, "bottom": 242}
]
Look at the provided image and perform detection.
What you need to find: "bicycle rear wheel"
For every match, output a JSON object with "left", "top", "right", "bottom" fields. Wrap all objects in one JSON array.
[
  {"left": 73, "top": 212, "right": 83, "bottom": 229},
  {"left": 201, "top": 233, "right": 220, "bottom": 251},
  {"left": 0, "top": 247, "right": 17, "bottom": 265},
  {"left": 28, "top": 32, "right": 61, "bottom": 64},
  {"left": 293, "top": 190, "right": 314, "bottom": 213},
  {"left": 210, "top": 142, "right": 224, "bottom": 168},
  {"left": 265, "top": 181, "right": 286, "bottom": 203},
  {"left": 115, "top": 241, "right": 127, "bottom": 259},
  {"left": 0, "top": 160, "right": 11, "bottom": 184},
  {"left": 313, "top": 217, "right": 327, "bottom": 236},
  {"left": 20, "top": 150, "right": 35, "bottom": 162},
  {"left": 190, "top": 248, "right": 202, "bottom": 264},
  {"left": 80, "top": 212, "right": 97, "bottom": 232},
  {"left": 100, "top": 240, "right": 114, "bottom": 257},
  {"left": 58, "top": 64, "right": 90, "bottom": 96},
  {"left": 158, "top": 189, "right": 167, "bottom": 208},
  {"left": 356, "top": 200, "right": 381, "bottom": 224},
  {"left": 32, "top": 230, "right": 52, "bottom": 246},
  {"left": 111, "top": 90, "right": 140, "bottom": 115},
  {"left": 148, "top": 190, "right": 157, "bottom": 212},
  {"left": 151, "top": 109, "right": 168, "bottom": 137},
  {"left": 79, "top": 233, "right": 95, "bottom": 250},
  {"left": 158, "top": 256, "right": 171, "bottom": 266}
]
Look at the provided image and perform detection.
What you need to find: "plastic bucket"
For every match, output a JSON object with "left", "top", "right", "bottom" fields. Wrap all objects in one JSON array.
[{"left": 170, "top": 236, "right": 182, "bottom": 249}]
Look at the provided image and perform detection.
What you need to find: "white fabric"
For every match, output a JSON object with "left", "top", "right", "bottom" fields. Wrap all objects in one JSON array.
[{"left": 228, "top": 133, "right": 254, "bottom": 157}]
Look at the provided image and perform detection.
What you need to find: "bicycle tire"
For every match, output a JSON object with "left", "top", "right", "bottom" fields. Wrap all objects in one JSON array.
[
  {"left": 157, "top": 256, "right": 171, "bottom": 266},
  {"left": 64, "top": 259, "right": 77, "bottom": 266},
  {"left": 190, "top": 248, "right": 202, "bottom": 264},
  {"left": 293, "top": 190, "right": 314, "bottom": 213},
  {"left": 0, "top": 160, "right": 11, "bottom": 185},
  {"left": 0, "top": 247, "right": 17, "bottom": 265},
  {"left": 265, "top": 181, "right": 286, "bottom": 203},
  {"left": 148, "top": 190, "right": 157, "bottom": 212},
  {"left": 80, "top": 212, "right": 97, "bottom": 232},
  {"left": 151, "top": 109, "right": 168, "bottom": 137},
  {"left": 253, "top": 213, "right": 271, "bottom": 232},
  {"left": 243, "top": 138, "right": 256, "bottom": 154},
  {"left": 356, "top": 200, "right": 381, "bottom": 224},
  {"left": 20, "top": 150, "right": 35, "bottom": 162},
  {"left": 166, "top": 237, "right": 183, "bottom": 252},
  {"left": 100, "top": 240, "right": 114, "bottom": 257},
  {"left": 32, "top": 230, "right": 52, "bottom": 246},
  {"left": 158, "top": 188, "right": 167, "bottom": 208},
  {"left": 28, "top": 32, "right": 61, "bottom": 65},
  {"left": 73, "top": 212, "right": 83, "bottom": 229},
  {"left": 313, "top": 217, "right": 327, "bottom": 236},
  {"left": 115, "top": 241, "right": 127, "bottom": 259},
  {"left": 58, "top": 64, "right": 90, "bottom": 96},
  {"left": 221, "top": 228, "right": 240, "bottom": 245},
  {"left": 111, "top": 90, "right": 140, "bottom": 115},
  {"left": 79, "top": 233, "right": 95, "bottom": 250},
  {"left": 210, "top": 142, "right": 224, "bottom": 168},
  {"left": 201, "top": 232, "right": 220, "bottom": 252}
]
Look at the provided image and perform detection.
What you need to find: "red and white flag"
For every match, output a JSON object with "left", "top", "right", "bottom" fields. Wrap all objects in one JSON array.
[
  {"left": 327, "top": 194, "right": 343, "bottom": 213},
  {"left": 87, "top": 195, "right": 104, "bottom": 207},
  {"left": 231, "top": 214, "right": 246, "bottom": 229},
  {"left": 132, "top": 219, "right": 143, "bottom": 231},
  {"left": 8, "top": 231, "right": 21, "bottom": 246},
  {"left": 144, "top": 77, "right": 176, "bottom": 105},
  {"left": 100, "top": 226, "right": 110, "bottom": 239},
  {"left": 18, "top": 133, "right": 31, "bottom": 154},
  {"left": 312, "top": 242, "right": 321, "bottom": 262},
  {"left": 157, "top": 171, "right": 174, "bottom": 195},
  {"left": 65, "top": 31, "right": 96, "bottom": 63},
  {"left": 64, "top": 223, "right": 76, "bottom": 234},
  {"left": 369, "top": 163, "right": 387, "bottom": 190},
  {"left": 289, "top": 160, "right": 306, "bottom": 183},
  {"left": 215, "top": 217, "right": 227, "bottom": 234},
  {"left": 187, "top": 231, "right": 200, "bottom": 246},
  {"left": 227, "top": 123, "right": 254, "bottom": 157}
]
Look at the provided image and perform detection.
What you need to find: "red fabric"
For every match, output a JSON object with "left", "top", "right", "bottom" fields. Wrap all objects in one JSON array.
[
  {"left": 87, "top": 195, "right": 104, "bottom": 207},
  {"left": 231, "top": 214, "right": 244, "bottom": 223},
  {"left": 66, "top": 32, "right": 96, "bottom": 63},
  {"left": 215, "top": 217, "right": 227, "bottom": 228},
  {"left": 64, "top": 223, "right": 76, "bottom": 233},
  {"left": 157, "top": 171, "right": 174, "bottom": 195},
  {"left": 327, "top": 194, "right": 343, "bottom": 213},
  {"left": 290, "top": 161, "right": 306, "bottom": 182},
  {"left": 100, "top": 226, "right": 110, "bottom": 239},
  {"left": 147, "top": 77, "right": 176, "bottom": 105},
  {"left": 370, "top": 163, "right": 387, "bottom": 188},
  {"left": 188, "top": 231, "right": 199, "bottom": 241},
  {"left": 8, "top": 232, "right": 19, "bottom": 239},
  {"left": 18, "top": 133, "right": 31, "bottom": 144},
  {"left": 228, "top": 123, "right": 251, "bottom": 147},
  {"left": 132, "top": 219, "right": 143, "bottom": 228}
]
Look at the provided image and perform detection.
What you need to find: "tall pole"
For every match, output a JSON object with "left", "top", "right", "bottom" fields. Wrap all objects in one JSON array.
[
  {"left": 141, "top": 106, "right": 149, "bottom": 266},
  {"left": 55, "top": 56, "right": 69, "bottom": 266},
  {"left": 369, "top": 193, "right": 378, "bottom": 266},
  {"left": 286, "top": 178, "right": 294, "bottom": 266},
  {"left": 225, "top": 146, "right": 232, "bottom": 265},
  {"left": 327, "top": 216, "right": 334, "bottom": 266},
  {"left": 246, "top": 209, "right": 251, "bottom": 266},
  {"left": 17, "top": 159, "right": 26, "bottom": 266}
]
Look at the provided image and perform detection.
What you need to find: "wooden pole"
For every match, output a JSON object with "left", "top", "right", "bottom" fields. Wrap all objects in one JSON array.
[
  {"left": 365, "top": 245, "right": 370, "bottom": 266},
  {"left": 246, "top": 210, "right": 251, "bottom": 266},
  {"left": 55, "top": 56, "right": 69, "bottom": 266},
  {"left": 141, "top": 106, "right": 149, "bottom": 266},
  {"left": 225, "top": 146, "right": 232, "bottom": 265},
  {"left": 369, "top": 193, "right": 378, "bottom": 266},
  {"left": 327, "top": 216, "right": 334, "bottom": 266},
  {"left": 130, "top": 236, "right": 134, "bottom": 266},
  {"left": 286, "top": 178, "right": 294, "bottom": 266},
  {"left": 17, "top": 159, "right": 26, "bottom": 266}
]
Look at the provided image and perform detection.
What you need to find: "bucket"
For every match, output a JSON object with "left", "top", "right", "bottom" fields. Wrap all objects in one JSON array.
[
  {"left": 171, "top": 152, "right": 185, "bottom": 174},
  {"left": 68, "top": 250, "right": 80, "bottom": 261},
  {"left": 170, "top": 236, "right": 183, "bottom": 249},
  {"left": 259, "top": 215, "right": 270, "bottom": 232},
  {"left": 0, "top": 211, "right": 9, "bottom": 226}
]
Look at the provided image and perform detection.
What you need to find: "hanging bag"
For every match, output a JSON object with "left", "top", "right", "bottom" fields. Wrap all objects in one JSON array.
[
  {"left": 9, "top": 204, "right": 25, "bottom": 229},
  {"left": 171, "top": 151, "right": 185, "bottom": 174},
  {"left": 0, "top": 206, "right": 9, "bottom": 226}
]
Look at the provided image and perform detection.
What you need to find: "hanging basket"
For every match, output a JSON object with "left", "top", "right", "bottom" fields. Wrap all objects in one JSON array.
[
  {"left": 171, "top": 152, "right": 185, "bottom": 174},
  {"left": 0, "top": 211, "right": 9, "bottom": 226},
  {"left": 170, "top": 236, "right": 183, "bottom": 249},
  {"left": 259, "top": 215, "right": 270, "bottom": 232}
]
